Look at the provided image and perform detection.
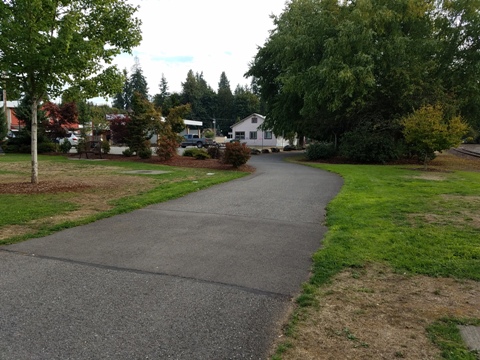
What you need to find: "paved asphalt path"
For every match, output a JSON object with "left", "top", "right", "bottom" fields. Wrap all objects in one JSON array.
[{"left": 0, "top": 152, "right": 342, "bottom": 359}]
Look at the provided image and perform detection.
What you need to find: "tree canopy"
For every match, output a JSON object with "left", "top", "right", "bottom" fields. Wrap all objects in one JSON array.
[
  {"left": 247, "top": 0, "right": 480, "bottom": 154},
  {"left": 0, "top": 0, "right": 142, "bottom": 182}
]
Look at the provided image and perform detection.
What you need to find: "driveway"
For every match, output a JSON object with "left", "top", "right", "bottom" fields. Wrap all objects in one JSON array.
[{"left": 0, "top": 152, "right": 342, "bottom": 359}]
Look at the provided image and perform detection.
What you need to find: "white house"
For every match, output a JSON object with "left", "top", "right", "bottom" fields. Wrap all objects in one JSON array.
[{"left": 230, "top": 113, "right": 289, "bottom": 148}]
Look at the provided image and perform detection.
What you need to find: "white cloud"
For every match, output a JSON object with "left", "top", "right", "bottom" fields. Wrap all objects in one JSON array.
[{"left": 110, "top": 0, "right": 287, "bottom": 98}]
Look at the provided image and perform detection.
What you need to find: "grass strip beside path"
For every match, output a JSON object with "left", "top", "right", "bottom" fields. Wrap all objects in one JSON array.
[{"left": 300, "top": 162, "right": 480, "bottom": 285}]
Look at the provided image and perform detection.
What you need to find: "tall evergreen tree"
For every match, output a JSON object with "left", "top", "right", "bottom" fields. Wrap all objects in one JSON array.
[
  {"left": 161, "top": 92, "right": 182, "bottom": 117},
  {"left": 113, "top": 58, "right": 149, "bottom": 110},
  {"left": 233, "top": 85, "right": 260, "bottom": 119},
  {"left": 181, "top": 70, "right": 216, "bottom": 121},
  {"left": 129, "top": 57, "right": 149, "bottom": 100},
  {"left": 126, "top": 92, "right": 160, "bottom": 154},
  {"left": 216, "top": 72, "right": 234, "bottom": 134},
  {"left": 112, "top": 69, "right": 131, "bottom": 110},
  {"left": 153, "top": 74, "right": 169, "bottom": 110}
]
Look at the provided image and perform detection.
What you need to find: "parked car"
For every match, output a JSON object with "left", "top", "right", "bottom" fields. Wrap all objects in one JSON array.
[
  {"left": 56, "top": 132, "right": 81, "bottom": 147},
  {"left": 180, "top": 134, "right": 215, "bottom": 148}
]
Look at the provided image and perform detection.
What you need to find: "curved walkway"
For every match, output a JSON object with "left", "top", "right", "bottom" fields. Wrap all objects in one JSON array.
[{"left": 0, "top": 152, "right": 342, "bottom": 359}]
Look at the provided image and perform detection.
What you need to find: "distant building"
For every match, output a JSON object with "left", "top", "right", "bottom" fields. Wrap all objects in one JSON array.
[
  {"left": 230, "top": 113, "right": 291, "bottom": 148},
  {"left": 3, "top": 101, "right": 21, "bottom": 133}
]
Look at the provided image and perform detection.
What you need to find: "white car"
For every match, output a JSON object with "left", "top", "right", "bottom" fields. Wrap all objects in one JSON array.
[{"left": 57, "top": 132, "right": 81, "bottom": 146}]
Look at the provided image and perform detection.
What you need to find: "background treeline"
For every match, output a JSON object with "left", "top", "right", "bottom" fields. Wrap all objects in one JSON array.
[{"left": 112, "top": 59, "right": 263, "bottom": 136}]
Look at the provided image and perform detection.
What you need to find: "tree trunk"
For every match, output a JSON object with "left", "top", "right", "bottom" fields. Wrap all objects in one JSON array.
[{"left": 31, "top": 99, "right": 38, "bottom": 184}]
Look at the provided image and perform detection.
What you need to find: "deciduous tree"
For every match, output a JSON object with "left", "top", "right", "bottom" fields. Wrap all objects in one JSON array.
[
  {"left": 42, "top": 101, "right": 78, "bottom": 140},
  {"left": 0, "top": 0, "right": 141, "bottom": 183},
  {"left": 247, "top": 0, "right": 480, "bottom": 160}
]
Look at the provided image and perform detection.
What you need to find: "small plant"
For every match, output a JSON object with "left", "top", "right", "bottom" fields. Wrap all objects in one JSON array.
[
  {"left": 101, "top": 140, "right": 110, "bottom": 154},
  {"left": 207, "top": 146, "right": 222, "bottom": 159},
  {"left": 194, "top": 152, "right": 210, "bottom": 160},
  {"left": 58, "top": 140, "right": 72, "bottom": 154},
  {"left": 76, "top": 139, "right": 87, "bottom": 153},
  {"left": 38, "top": 142, "right": 57, "bottom": 153},
  {"left": 203, "top": 130, "right": 214, "bottom": 139},
  {"left": 306, "top": 142, "right": 336, "bottom": 160},
  {"left": 223, "top": 142, "right": 251, "bottom": 168},
  {"left": 138, "top": 147, "right": 152, "bottom": 159},
  {"left": 122, "top": 148, "right": 134, "bottom": 157},
  {"left": 427, "top": 318, "right": 480, "bottom": 359},
  {"left": 183, "top": 148, "right": 210, "bottom": 160},
  {"left": 183, "top": 148, "right": 206, "bottom": 157}
]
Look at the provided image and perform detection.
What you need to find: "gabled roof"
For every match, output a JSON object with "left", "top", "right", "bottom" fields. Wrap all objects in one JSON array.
[{"left": 230, "top": 113, "right": 265, "bottom": 129}]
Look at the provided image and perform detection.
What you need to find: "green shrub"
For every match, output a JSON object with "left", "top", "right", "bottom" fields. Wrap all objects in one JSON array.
[
  {"left": 2, "top": 144, "right": 19, "bottom": 153},
  {"left": 203, "top": 130, "right": 214, "bottom": 139},
  {"left": 59, "top": 141, "right": 72, "bottom": 154},
  {"left": 122, "top": 148, "right": 134, "bottom": 157},
  {"left": 194, "top": 152, "right": 210, "bottom": 160},
  {"left": 77, "top": 139, "right": 87, "bottom": 153},
  {"left": 401, "top": 105, "right": 468, "bottom": 167},
  {"left": 38, "top": 142, "right": 57, "bottom": 153},
  {"left": 101, "top": 140, "right": 110, "bottom": 154},
  {"left": 5, "top": 142, "right": 56, "bottom": 154},
  {"left": 306, "top": 142, "right": 336, "bottom": 160},
  {"left": 340, "top": 130, "right": 403, "bottom": 163},
  {"left": 183, "top": 148, "right": 206, "bottom": 157},
  {"left": 138, "top": 147, "right": 152, "bottom": 159},
  {"left": 223, "top": 142, "right": 251, "bottom": 168}
]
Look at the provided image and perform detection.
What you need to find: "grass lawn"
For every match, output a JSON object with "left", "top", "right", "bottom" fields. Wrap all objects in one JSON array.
[
  {"left": 275, "top": 153, "right": 480, "bottom": 360},
  {"left": 0, "top": 154, "right": 248, "bottom": 244}
]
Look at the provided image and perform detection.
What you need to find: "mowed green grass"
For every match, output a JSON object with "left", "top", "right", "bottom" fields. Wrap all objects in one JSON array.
[
  {"left": 0, "top": 154, "right": 249, "bottom": 244},
  {"left": 0, "top": 194, "right": 77, "bottom": 226},
  {"left": 295, "top": 162, "right": 480, "bottom": 284}
]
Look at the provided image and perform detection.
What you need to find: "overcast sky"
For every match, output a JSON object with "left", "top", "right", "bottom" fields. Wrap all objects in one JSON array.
[{"left": 110, "top": 0, "right": 288, "bottom": 100}]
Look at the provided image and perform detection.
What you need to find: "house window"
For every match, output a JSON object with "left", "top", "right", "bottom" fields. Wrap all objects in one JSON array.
[
  {"left": 264, "top": 131, "right": 273, "bottom": 139},
  {"left": 249, "top": 131, "right": 257, "bottom": 140},
  {"left": 235, "top": 131, "right": 245, "bottom": 140},
  {"left": 251, "top": 117, "right": 257, "bottom": 124}
]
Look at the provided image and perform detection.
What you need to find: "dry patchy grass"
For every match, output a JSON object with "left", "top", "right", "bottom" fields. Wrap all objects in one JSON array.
[
  {"left": 0, "top": 161, "right": 156, "bottom": 240},
  {"left": 280, "top": 264, "right": 480, "bottom": 360}
]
